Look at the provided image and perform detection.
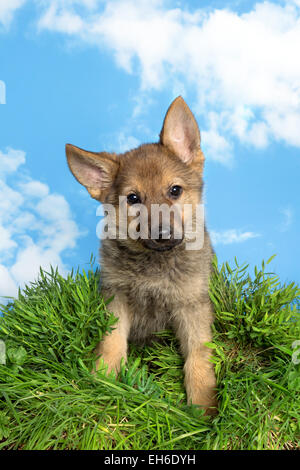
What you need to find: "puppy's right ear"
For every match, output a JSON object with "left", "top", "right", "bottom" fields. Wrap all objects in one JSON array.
[{"left": 66, "top": 144, "right": 119, "bottom": 202}]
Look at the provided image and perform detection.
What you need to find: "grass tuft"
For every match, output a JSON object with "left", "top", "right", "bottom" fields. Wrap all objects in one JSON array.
[{"left": 0, "top": 256, "right": 299, "bottom": 450}]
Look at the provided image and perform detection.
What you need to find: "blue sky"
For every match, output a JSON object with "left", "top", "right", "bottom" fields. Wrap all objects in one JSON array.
[{"left": 0, "top": 0, "right": 299, "bottom": 298}]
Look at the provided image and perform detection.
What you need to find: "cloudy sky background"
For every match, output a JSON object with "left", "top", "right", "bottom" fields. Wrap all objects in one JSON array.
[{"left": 0, "top": 0, "right": 299, "bottom": 298}]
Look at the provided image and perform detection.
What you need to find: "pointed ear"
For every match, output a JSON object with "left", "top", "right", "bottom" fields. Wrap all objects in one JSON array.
[
  {"left": 160, "top": 96, "right": 204, "bottom": 165},
  {"left": 66, "top": 144, "right": 119, "bottom": 201}
]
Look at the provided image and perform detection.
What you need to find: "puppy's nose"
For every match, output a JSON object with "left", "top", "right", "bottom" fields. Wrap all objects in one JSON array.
[{"left": 154, "top": 225, "right": 172, "bottom": 243}]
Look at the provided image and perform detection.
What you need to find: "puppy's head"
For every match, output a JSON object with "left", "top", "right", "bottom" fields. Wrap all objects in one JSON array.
[{"left": 66, "top": 96, "right": 205, "bottom": 252}]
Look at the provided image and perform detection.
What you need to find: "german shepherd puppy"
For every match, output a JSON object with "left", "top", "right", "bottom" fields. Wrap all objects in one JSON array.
[{"left": 66, "top": 97, "right": 218, "bottom": 415}]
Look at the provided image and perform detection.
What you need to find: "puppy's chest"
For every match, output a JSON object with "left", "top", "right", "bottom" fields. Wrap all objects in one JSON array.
[
  {"left": 103, "top": 249, "right": 206, "bottom": 316},
  {"left": 126, "top": 278, "right": 176, "bottom": 343},
  {"left": 127, "top": 277, "right": 175, "bottom": 317}
]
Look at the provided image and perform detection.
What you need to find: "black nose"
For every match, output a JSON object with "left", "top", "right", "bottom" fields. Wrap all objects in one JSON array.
[
  {"left": 144, "top": 224, "right": 183, "bottom": 251},
  {"left": 154, "top": 225, "right": 172, "bottom": 243}
]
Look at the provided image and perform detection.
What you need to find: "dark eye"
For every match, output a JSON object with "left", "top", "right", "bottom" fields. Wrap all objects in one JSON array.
[
  {"left": 169, "top": 185, "right": 183, "bottom": 198},
  {"left": 127, "top": 193, "right": 141, "bottom": 205}
]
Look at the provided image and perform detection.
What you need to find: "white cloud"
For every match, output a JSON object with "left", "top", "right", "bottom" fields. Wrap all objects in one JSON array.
[
  {"left": 37, "top": 2, "right": 84, "bottom": 34},
  {"left": 35, "top": 0, "right": 300, "bottom": 162},
  {"left": 19, "top": 180, "right": 49, "bottom": 198},
  {"left": 10, "top": 243, "right": 64, "bottom": 288},
  {"left": 279, "top": 206, "right": 294, "bottom": 232},
  {"left": 201, "top": 112, "right": 233, "bottom": 164},
  {"left": 0, "top": 0, "right": 26, "bottom": 28},
  {"left": 0, "top": 147, "right": 25, "bottom": 175},
  {"left": 211, "top": 229, "right": 260, "bottom": 245},
  {"left": 117, "top": 132, "right": 140, "bottom": 153},
  {"left": 0, "top": 265, "right": 18, "bottom": 298},
  {"left": 0, "top": 147, "right": 82, "bottom": 299},
  {"left": 0, "top": 226, "right": 17, "bottom": 254},
  {"left": 201, "top": 128, "right": 233, "bottom": 166}
]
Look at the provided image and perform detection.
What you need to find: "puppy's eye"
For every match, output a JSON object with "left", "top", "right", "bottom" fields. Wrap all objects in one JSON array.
[
  {"left": 127, "top": 193, "right": 141, "bottom": 205},
  {"left": 169, "top": 185, "right": 183, "bottom": 198}
]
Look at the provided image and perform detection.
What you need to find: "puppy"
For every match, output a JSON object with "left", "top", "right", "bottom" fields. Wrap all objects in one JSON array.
[{"left": 66, "top": 96, "right": 218, "bottom": 415}]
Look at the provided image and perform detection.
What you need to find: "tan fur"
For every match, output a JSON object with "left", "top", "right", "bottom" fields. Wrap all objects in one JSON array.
[
  {"left": 66, "top": 96, "right": 218, "bottom": 415},
  {"left": 94, "top": 295, "right": 131, "bottom": 374}
]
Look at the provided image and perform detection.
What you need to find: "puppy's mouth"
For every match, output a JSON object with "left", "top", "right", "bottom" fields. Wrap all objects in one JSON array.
[{"left": 142, "top": 238, "right": 183, "bottom": 252}]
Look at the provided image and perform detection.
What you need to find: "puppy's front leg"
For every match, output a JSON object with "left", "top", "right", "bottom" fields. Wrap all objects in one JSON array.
[
  {"left": 174, "top": 302, "right": 218, "bottom": 415},
  {"left": 94, "top": 295, "right": 131, "bottom": 375}
]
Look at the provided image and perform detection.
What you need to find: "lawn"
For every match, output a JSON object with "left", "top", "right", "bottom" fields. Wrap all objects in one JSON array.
[{"left": 0, "top": 256, "right": 299, "bottom": 450}]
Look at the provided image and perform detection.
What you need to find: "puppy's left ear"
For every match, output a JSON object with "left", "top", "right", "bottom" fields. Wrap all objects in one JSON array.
[{"left": 160, "top": 96, "right": 204, "bottom": 166}]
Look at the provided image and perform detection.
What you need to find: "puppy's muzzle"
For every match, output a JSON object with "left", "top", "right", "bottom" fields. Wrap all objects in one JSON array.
[{"left": 143, "top": 225, "right": 183, "bottom": 252}]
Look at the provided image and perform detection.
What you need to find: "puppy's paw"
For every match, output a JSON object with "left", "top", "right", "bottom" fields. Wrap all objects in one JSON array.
[
  {"left": 188, "top": 388, "right": 218, "bottom": 416},
  {"left": 93, "top": 338, "right": 127, "bottom": 377},
  {"left": 184, "top": 355, "right": 218, "bottom": 416},
  {"left": 92, "top": 357, "right": 117, "bottom": 377}
]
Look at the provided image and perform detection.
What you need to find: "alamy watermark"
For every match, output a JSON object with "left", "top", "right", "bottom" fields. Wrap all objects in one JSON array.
[
  {"left": 96, "top": 197, "right": 205, "bottom": 250},
  {"left": 0, "top": 80, "right": 6, "bottom": 104}
]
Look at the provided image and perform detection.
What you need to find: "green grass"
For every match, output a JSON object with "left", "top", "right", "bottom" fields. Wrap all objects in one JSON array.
[{"left": 0, "top": 255, "right": 299, "bottom": 450}]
